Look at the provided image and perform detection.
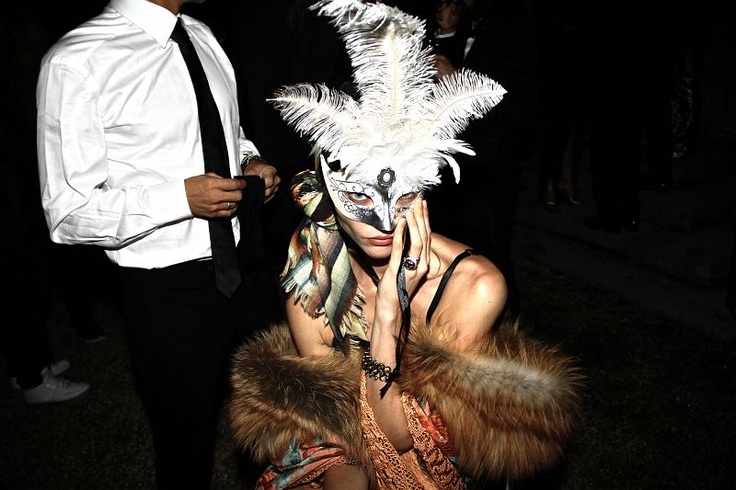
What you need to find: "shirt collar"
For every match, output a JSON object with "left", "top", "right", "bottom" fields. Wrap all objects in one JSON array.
[{"left": 108, "top": 0, "right": 178, "bottom": 47}]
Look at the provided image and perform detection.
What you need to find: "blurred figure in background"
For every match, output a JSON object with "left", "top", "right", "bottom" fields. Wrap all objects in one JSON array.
[
  {"left": 727, "top": 219, "right": 736, "bottom": 320},
  {"left": 429, "top": 0, "right": 538, "bottom": 316},
  {"left": 534, "top": 0, "right": 587, "bottom": 212},
  {"left": 0, "top": 6, "right": 90, "bottom": 404},
  {"left": 429, "top": 0, "right": 469, "bottom": 70},
  {"left": 583, "top": 5, "right": 678, "bottom": 233}
]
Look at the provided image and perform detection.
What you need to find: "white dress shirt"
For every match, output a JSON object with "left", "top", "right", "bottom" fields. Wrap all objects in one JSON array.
[{"left": 36, "top": 0, "right": 259, "bottom": 269}]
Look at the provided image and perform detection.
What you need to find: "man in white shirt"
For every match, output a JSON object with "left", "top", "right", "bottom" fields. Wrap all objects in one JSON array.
[{"left": 36, "top": 0, "right": 280, "bottom": 487}]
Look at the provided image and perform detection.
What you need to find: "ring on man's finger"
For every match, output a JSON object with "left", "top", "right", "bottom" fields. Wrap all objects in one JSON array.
[
  {"left": 403, "top": 256, "right": 420, "bottom": 271},
  {"left": 226, "top": 202, "right": 232, "bottom": 210}
]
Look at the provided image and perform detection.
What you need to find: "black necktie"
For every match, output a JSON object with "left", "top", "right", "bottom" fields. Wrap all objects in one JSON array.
[{"left": 171, "top": 19, "right": 241, "bottom": 297}]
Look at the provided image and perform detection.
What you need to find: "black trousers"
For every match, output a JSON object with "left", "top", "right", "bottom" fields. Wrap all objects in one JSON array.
[{"left": 119, "top": 258, "right": 278, "bottom": 489}]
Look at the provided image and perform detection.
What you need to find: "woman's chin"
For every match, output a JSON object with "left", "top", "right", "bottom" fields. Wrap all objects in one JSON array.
[{"left": 361, "top": 246, "right": 391, "bottom": 263}]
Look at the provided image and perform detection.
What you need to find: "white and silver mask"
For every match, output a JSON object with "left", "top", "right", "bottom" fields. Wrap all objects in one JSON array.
[{"left": 320, "top": 153, "right": 422, "bottom": 232}]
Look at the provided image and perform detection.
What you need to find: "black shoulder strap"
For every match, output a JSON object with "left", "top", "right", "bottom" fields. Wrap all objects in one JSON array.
[{"left": 425, "top": 249, "right": 476, "bottom": 325}]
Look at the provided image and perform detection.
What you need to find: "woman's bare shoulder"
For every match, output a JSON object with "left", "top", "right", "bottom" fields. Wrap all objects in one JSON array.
[
  {"left": 428, "top": 234, "right": 508, "bottom": 333},
  {"left": 447, "top": 254, "right": 507, "bottom": 306},
  {"left": 284, "top": 290, "right": 336, "bottom": 356},
  {"left": 432, "top": 234, "right": 505, "bottom": 284}
]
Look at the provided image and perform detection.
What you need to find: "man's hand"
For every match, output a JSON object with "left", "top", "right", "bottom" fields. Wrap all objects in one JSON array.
[
  {"left": 242, "top": 158, "right": 281, "bottom": 203},
  {"left": 434, "top": 54, "right": 457, "bottom": 80},
  {"left": 185, "top": 173, "right": 247, "bottom": 218}
]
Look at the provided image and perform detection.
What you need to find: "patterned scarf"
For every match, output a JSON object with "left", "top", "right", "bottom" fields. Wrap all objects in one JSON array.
[{"left": 280, "top": 170, "right": 369, "bottom": 350}]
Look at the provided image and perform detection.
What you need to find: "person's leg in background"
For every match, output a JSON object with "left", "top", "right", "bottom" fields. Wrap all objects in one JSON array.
[
  {"left": 557, "top": 123, "right": 584, "bottom": 206},
  {"left": 585, "top": 88, "right": 641, "bottom": 234},
  {"left": 727, "top": 220, "right": 736, "bottom": 320},
  {"left": 640, "top": 53, "right": 675, "bottom": 193},
  {"left": 2, "top": 236, "right": 53, "bottom": 389},
  {"left": 50, "top": 243, "right": 109, "bottom": 343},
  {"left": 536, "top": 92, "right": 575, "bottom": 211},
  {"left": 0, "top": 234, "right": 89, "bottom": 403}
]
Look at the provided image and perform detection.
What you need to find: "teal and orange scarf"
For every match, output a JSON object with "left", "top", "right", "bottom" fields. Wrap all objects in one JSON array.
[{"left": 280, "top": 170, "right": 368, "bottom": 350}]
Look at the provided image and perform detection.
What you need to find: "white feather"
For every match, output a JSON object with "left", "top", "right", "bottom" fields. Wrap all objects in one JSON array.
[
  {"left": 268, "top": 84, "right": 361, "bottom": 154},
  {"left": 428, "top": 70, "right": 507, "bottom": 139},
  {"left": 270, "top": 0, "right": 506, "bottom": 188}
]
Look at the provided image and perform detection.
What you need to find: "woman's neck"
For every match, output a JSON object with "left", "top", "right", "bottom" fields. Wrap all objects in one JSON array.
[{"left": 349, "top": 248, "right": 386, "bottom": 285}]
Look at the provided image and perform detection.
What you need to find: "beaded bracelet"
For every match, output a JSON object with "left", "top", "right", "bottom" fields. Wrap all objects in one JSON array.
[{"left": 362, "top": 350, "right": 395, "bottom": 382}]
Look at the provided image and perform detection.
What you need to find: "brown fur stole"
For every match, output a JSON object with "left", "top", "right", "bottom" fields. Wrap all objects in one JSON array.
[
  {"left": 228, "top": 320, "right": 582, "bottom": 483},
  {"left": 228, "top": 324, "right": 369, "bottom": 466}
]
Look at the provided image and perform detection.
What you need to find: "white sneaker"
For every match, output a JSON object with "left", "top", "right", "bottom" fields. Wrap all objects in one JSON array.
[
  {"left": 10, "top": 360, "right": 71, "bottom": 391},
  {"left": 22, "top": 371, "right": 89, "bottom": 404}
]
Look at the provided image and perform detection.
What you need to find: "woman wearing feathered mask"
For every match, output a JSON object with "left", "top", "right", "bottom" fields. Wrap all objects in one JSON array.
[{"left": 228, "top": 1, "right": 582, "bottom": 488}]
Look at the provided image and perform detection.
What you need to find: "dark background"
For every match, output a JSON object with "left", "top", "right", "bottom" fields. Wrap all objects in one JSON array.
[{"left": 2, "top": 1, "right": 735, "bottom": 489}]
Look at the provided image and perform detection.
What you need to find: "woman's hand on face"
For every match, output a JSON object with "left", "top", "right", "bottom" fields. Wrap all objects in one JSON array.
[
  {"left": 373, "top": 199, "right": 430, "bottom": 335},
  {"left": 379, "top": 199, "right": 431, "bottom": 299}
]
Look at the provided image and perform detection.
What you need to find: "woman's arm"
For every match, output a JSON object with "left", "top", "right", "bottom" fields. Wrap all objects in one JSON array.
[
  {"left": 366, "top": 219, "right": 508, "bottom": 452},
  {"left": 284, "top": 292, "right": 371, "bottom": 489},
  {"left": 285, "top": 289, "right": 336, "bottom": 357},
  {"left": 432, "top": 254, "right": 508, "bottom": 349},
  {"left": 321, "top": 464, "right": 369, "bottom": 490},
  {"left": 365, "top": 199, "right": 434, "bottom": 452}
]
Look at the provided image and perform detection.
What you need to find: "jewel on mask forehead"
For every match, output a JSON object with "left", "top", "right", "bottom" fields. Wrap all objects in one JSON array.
[{"left": 377, "top": 168, "right": 396, "bottom": 189}]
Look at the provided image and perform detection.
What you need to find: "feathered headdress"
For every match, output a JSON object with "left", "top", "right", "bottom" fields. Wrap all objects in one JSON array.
[{"left": 270, "top": 0, "right": 506, "bottom": 232}]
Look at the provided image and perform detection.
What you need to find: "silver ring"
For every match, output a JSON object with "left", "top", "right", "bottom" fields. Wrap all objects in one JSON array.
[
  {"left": 227, "top": 202, "right": 232, "bottom": 210},
  {"left": 403, "top": 256, "right": 420, "bottom": 271}
]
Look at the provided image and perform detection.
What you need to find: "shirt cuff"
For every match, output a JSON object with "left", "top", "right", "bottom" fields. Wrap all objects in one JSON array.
[{"left": 147, "top": 180, "right": 192, "bottom": 224}]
